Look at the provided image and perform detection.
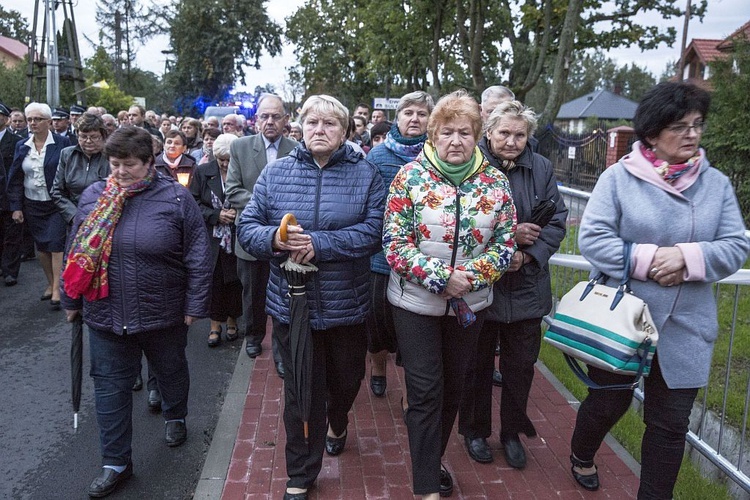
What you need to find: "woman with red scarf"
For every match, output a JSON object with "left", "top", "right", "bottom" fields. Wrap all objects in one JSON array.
[{"left": 61, "top": 127, "right": 211, "bottom": 498}]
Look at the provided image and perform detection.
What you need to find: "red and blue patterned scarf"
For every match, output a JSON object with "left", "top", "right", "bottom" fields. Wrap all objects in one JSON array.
[{"left": 63, "top": 167, "right": 156, "bottom": 301}]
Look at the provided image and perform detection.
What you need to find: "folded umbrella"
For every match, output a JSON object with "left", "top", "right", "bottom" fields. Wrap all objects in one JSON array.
[{"left": 71, "top": 315, "right": 83, "bottom": 429}]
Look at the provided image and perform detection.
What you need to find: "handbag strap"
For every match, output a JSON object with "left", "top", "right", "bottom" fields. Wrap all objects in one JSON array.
[
  {"left": 586, "top": 242, "right": 633, "bottom": 310},
  {"left": 563, "top": 336, "right": 653, "bottom": 391}
]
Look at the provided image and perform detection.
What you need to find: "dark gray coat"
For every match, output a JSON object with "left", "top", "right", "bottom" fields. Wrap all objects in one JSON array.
[
  {"left": 479, "top": 138, "right": 567, "bottom": 323},
  {"left": 51, "top": 145, "right": 110, "bottom": 224}
]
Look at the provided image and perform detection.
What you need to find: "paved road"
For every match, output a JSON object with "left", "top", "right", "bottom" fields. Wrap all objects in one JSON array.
[{"left": 0, "top": 258, "right": 241, "bottom": 499}]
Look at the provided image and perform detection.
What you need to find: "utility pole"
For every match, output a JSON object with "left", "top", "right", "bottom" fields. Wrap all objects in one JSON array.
[
  {"left": 677, "top": 0, "right": 692, "bottom": 80},
  {"left": 45, "top": 0, "right": 59, "bottom": 107}
]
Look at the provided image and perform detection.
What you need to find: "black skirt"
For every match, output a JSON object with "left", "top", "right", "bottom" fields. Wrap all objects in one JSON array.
[{"left": 23, "top": 198, "right": 66, "bottom": 253}]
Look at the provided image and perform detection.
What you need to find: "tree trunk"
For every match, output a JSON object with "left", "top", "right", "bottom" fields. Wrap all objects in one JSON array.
[{"left": 540, "top": 0, "right": 583, "bottom": 126}]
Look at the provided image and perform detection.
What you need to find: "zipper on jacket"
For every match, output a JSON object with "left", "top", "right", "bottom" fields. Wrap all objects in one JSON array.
[
  {"left": 445, "top": 187, "right": 463, "bottom": 316},
  {"left": 312, "top": 169, "right": 323, "bottom": 319},
  {"left": 119, "top": 198, "right": 130, "bottom": 334}
]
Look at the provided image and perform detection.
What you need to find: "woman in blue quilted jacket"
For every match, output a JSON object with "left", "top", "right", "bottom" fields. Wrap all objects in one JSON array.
[
  {"left": 62, "top": 127, "right": 212, "bottom": 498},
  {"left": 237, "top": 95, "right": 387, "bottom": 500},
  {"left": 366, "top": 90, "right": 434, "bottom": 399}
]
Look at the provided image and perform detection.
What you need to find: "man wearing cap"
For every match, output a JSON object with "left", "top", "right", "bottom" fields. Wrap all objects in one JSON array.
[
  {"left": 69, "top": 104, "right": 86, "bottom": 125},
  {"left": 0, "top": 103, "right": 24, "bottom": 286},
  {"left": 52, "top": 108, "right": 78, "bottom": 146}
]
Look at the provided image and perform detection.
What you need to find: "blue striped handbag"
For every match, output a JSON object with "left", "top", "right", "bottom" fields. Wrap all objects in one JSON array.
[{"left": 543, "top": 243, "right": 659, "bottom": 390}]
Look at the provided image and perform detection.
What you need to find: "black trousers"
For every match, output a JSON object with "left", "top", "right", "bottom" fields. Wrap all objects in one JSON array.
[
  {"left": 274, "top": 319, "right": 367, "bottom": 489},
  {"left": 237, "top": 257, "right": 280, "bottom": 362},
  {"left": 571, "top": 356, "right": 698, "bottom": 499},
  {"left": 0, "top": 210, "right": 22, "bottom": 279},
  {"left": 393, "top": 306, "right": 483, "bottom": 495},
  {"left": 459, "top": 318, "right": 541, "bottom": 439}
]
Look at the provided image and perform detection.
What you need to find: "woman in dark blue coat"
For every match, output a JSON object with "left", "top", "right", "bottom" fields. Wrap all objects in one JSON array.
[
  {"left": 61, "top": 127, "right": 211, "bottom": 498},
  {"left": 7, "top": 102, "right": 70, "bottom": 307},
  {"left": 238, "top": 95, "right": 386, "bottom": 500}
]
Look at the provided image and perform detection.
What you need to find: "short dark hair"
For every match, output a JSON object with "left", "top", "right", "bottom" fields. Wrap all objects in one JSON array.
[
  {"left": 633, "top": 82, "right": 710, "bottom": 147},
  {"left": 164, "top": 129, "right": 187, "bottom": 144},
  {"left": 75, "top": 112, "right": 108, "bottom": 138},
  {"left": 104, "top": 127, "right": 154, "bottom": 164},
  {"left": 356, "top": 102, "right": 370, "bottom": 111},
  {"left": 202, "top": 127, "right": 221, "bottom": 140},
  {"left": 370, "top": 121, "right": 391, "bottom": 139}
]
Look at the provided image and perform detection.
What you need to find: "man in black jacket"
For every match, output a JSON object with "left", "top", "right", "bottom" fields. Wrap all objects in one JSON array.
[{"left": 0, "top": 103, "right": 24, "bottom": 286}]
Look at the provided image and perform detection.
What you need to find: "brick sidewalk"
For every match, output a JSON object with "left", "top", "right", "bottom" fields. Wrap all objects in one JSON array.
[{"left": 223, "top": 337, "right": 639, "bottom": 499}]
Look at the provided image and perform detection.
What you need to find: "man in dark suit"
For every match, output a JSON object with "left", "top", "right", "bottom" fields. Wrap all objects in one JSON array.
[
  {"left": 52, "top": 107, "right": 78, "bottom": 146},
  {"left": 225, "top": 94, "right": 297, "bottom": 376},
  {"left": 0, "top": 103, "right": 25, "bottom": 285},
  {"left": 9, "top": 109, "right": 28, "bottom": 138}
]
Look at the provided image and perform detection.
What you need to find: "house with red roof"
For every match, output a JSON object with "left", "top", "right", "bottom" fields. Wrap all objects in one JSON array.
[
  {"left": 0, "top": 35, "right": 27, "bottom": 68},
  {"left": 679, "top": 20, "right": 750, "bottom": 87}
]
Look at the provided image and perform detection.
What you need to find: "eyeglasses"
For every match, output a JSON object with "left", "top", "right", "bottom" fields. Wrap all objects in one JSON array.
[
  {"left": 666, "top": 121, "right": 706, "bottom": 135},
  {"left": 27, "top": 117, "right": 49, "bottom": 123},
  {"left": 258, "top": 113, "right": 285, "bottom": 122},
  {"left": 78, "top": 134, "right": 103, "bottom": 143}
]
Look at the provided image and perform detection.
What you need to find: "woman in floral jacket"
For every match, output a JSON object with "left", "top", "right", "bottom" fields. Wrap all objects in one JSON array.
[{"left": 383, "top": 90, "right": 516, "bottom": 499}]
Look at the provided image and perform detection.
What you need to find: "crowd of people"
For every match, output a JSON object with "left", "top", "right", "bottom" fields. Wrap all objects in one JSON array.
[{"left": 0, "top": 79, "right": 746, "bottom": 500}]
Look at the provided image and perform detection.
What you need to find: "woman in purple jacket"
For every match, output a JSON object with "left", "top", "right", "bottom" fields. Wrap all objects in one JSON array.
[{"left": 62, "top": 127, "right": 212, "bottom": 498}]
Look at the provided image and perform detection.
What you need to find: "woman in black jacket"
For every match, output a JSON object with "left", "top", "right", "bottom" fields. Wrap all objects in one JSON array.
[
  {"left": 190, "top": 133, "right": 242, "bottom": 347},
  {"left": 458, "top": 101, "right": 567, "bottom": 468}
]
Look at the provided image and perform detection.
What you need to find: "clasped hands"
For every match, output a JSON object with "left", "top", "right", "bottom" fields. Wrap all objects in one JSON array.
[
  {"left": 218, "top": 208, "right": 236, "bottom": 225},
  {"left": 273, "top": 223, "right": 315, "bottom": 264},
  {"left": 647, "top": 246, "right": 686, "bottom": 287},
  {"left": 441, "top": 269, "right": 473, "bottom": 300}
]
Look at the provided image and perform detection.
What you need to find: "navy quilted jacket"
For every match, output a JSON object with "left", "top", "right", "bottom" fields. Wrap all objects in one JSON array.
[
  {"left": 237, "top": 143, "right": 386, "bottom": 330},
  {"left": 62, "top": 173, "right": 212, "bottom": 334}
]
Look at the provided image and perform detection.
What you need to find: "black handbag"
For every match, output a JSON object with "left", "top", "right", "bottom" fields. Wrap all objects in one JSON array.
[{"left": 530, "top": 199, "right": 557, "bottom": 227}]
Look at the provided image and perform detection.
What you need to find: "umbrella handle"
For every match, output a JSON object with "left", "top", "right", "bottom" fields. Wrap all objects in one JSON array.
[{"left": 279, "top": 213, "right": 298, "bottom": 242}]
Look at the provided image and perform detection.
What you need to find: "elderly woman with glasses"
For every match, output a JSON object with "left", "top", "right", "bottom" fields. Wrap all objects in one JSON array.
[
  {"left": 190, "top": 133, "right": 242, "bottom": 347},
  {"left": 238, "top": 95, "right": 386, "bottom": 500},
  {"left": 51, "top": 113, "right": 110, "bottom": 225},
  {"left": 7, "top": 102, "right": 71, "bottom": 307},
  {"left": 568, "top": 81, "right": 749, "bottom": 497}
]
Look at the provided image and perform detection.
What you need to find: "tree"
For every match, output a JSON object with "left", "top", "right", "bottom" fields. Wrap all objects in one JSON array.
[
  {"left": 80, "top": 46, "right": 136, "bottom": 113},
  {"left": 0, "top": 57, "right": 28, "bottom": 108},
  {"left": 563, "top": 50, "right": 655, "bottom": 102},
  {"left": 164, "top": 0, "right": 282, "bottom": 112},
  {"left": 702, "top": 38, "right": 750, "bottom": 224},
  {"left": 94, "top": 0, "right": 160, "bottom": 89},
  {"left": 0, "top": 6, "right": 31, "bottom": 42}
]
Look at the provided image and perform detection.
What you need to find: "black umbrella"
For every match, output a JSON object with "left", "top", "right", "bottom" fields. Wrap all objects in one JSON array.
[
  {"left": 71, "top": 315, "right": 83, "bottom": 429},
  {"left": 280, "top": 258, "right": 318, "bottom": 443}
]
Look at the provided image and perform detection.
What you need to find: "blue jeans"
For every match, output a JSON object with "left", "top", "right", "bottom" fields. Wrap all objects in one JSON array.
[{"left": 89, "top": 325, "right": 190, "bottom": 466}]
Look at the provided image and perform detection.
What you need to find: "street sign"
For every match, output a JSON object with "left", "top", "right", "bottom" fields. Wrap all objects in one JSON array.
[{"left": 373, "top": 97, "right": 400, "bottom": 110}]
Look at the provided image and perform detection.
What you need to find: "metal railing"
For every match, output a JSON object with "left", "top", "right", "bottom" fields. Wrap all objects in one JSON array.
[{"left": 551, "top": 186, "right": 750, "bottom": 496}]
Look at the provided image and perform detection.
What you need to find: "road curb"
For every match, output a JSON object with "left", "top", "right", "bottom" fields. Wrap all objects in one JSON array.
[{"left": 194, "top": 339, "right": 254, "bottom": 499}]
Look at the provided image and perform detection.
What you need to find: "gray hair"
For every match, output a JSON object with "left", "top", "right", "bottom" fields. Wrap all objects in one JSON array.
[
  {"left": 212, "top": 133, "right": 238, "bottom": 157},
  {"left": 299, "top": 95, "right": 349, "bottom": 132},
  {"left": 396, "top": 91, "right": 435, "bottom": 117},
  {"left": 289, "top": 121, "right": 302, "bottom": 131},
  {"left": 481, "top": 85, "right": 515, "bottom": 104},
  {"left": 25, "top": 102, "right": 52, "bottom": 119},
  {"left": 485, "top": 100, "right": 538, "bottom": 136},
  {"left": 257, "top": 93, "right": 287, "bottom": 114}
]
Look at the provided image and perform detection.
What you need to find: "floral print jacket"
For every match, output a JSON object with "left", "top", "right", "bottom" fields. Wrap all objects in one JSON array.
[{"left": 383, "top": 149, "right": 516, "bottom": 316}]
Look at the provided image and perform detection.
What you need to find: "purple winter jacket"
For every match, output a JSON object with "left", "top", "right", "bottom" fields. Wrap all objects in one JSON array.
[{"left": 62, "top": 173, "right": 212, "bottom": 334}]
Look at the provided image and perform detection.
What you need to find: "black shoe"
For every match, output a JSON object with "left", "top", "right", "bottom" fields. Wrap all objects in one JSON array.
[
  {"left": 148, "top": 389, "right": 161, "bottom": 412},
  {"left": 132, "top": 374, "right": 143, "bottom": 391},
  {"left": 501, "top": 435, "right": 527, "bottom": 469},
  {"left": 207, "top": 330, "right": 221, "bottom": 347},
  {"left": 492, "top": 369, "right": 503, "bottom": 387},
  {"left": 570, "top": 454, "right": 600, "bottom": 491},
  {"left": 464, "top": 436, "right": 493, "bottom": 464},
  {"left": 20, "top": 253, "right": 36, "bottom": 262},
  {"left": 165, "top": 420, "right": 187, "bottom": 447},
  {"left": 439, "top": 464, "right": 453, "bottom": 497},
  {"left": 275, "top": 361, "right": 285, "bottom": 379},
  {"left": 370, "top": 375, "right": 387, "bottom": 397},
  {"left": 88, "top": 462, "right": 133, "bottom": 497},
  {"left": 50, "top": 299, "right": 61, "bottom": 310},
  {"left": 4, "top": 276, "right": 17, "bottom": 286},
  {"left": 325, "top": 429, "right": 347, "bottom": 456},
  {"left": 283, "top": 491, "right": 308, "bottom": 500},
  {"left": 245, "top": 342, "right": 262, "bottom": 358}
]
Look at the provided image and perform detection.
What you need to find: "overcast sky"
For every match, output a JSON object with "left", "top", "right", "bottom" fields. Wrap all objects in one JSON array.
[{"left": 6, "top": 0, "right": 749, "bottom": 90}]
